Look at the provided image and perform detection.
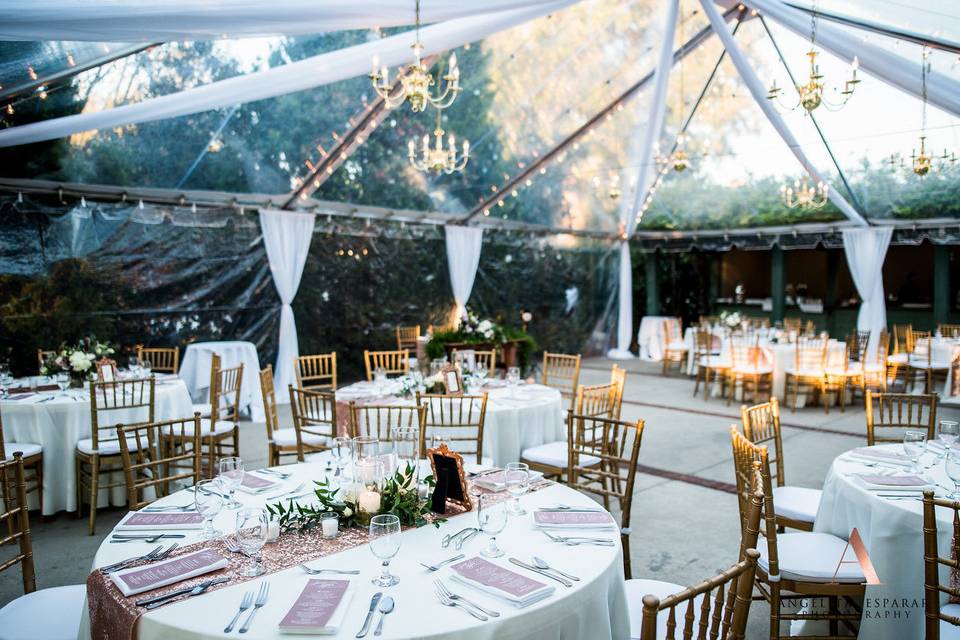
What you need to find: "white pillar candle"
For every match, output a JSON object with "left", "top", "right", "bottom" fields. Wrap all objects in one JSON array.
[
  {"left": 266, "top": 519, "right": 280, "bottom": 543},
  {"left": 321, "top": 516, "right": 339, "bottom": 539},
  {"left": 358, "top": 490, "right": 381, "bottom": 514}
]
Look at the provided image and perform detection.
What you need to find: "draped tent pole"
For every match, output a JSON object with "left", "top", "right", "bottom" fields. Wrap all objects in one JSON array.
[
  {"left": 606, "top": 0, "right": 679, "bottom": 360},
  {"left": 444, "top": 226, "right": 484, "bottom": 325}
]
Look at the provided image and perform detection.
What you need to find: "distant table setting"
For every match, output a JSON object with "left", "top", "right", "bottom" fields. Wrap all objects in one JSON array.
[
  {"left": 79, "top": 451, "right": 629, "bottom": 640},
  {"left": 180, "top": 341, "right": 265, "bottom": 422}
]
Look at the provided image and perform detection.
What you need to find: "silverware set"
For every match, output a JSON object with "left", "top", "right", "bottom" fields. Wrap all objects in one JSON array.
[
  {"left": 435, "top": 584, "right": 489, "bottom": 621},
  {"left": 110, "top": 533, "right": 187, "bottom": 544},
  {"left": 541, "top": 530, "right": 615, "bottom": 546},
  {"left": 434, "top": 580, "right": 500, "bottom": 618},
  {"left": 509, "top": 558, "right": 573, "bottom": 587},
  {"left": 298, "top": 563, "right": 361, "bottom": 575},
  {"left": 100, "top": 543, "right": 178, "bottom": 574},
  {"left": 420, "top": 553, "right": 465, "bottom": 572},
  {"left": 356, "top": 592, "right": 383, "bottom": 638},
  {"left": 238, "top": 582, "right": 270, "bottom": 634},
  {"left": 135, "top": 576, "right": 231, "bottom": 609}
]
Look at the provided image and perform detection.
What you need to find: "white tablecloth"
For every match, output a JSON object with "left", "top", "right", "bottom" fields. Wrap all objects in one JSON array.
[
  {"left": 336, "top": 381, "right": 564, "bottom": 467},
  {"left": 637, "top": 316, "right": 675, "bottom": 361},
  {"left": 180, "top": 341, "right": 265, "bottom": 422},
  {"left": 1, "top": 377, "right": 193, "bottom": 515},
  {"left": 932, "top": 338, "right": 960, "bottom": 401},
  {"left": 79, "top": 457, "right": 630, "bottom": 640},
  {"left": 814, "top": 444, "right": 953, "bottom": 639}
]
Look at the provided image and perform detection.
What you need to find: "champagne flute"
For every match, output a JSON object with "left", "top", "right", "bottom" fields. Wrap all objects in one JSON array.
[
  {"left": 477, "top": 493, "right": 508, "bottom": 558},
  {"left": 235, "top": 507, "right": 268, "bottom": 577},
  {"left": 903, "top": 430, "right": 927, "bottom": 474},
  {"left": 505, "top": 462, "right": 530, "bottom": 515},
  {"left": 218, "top": 456, "right": 245, "bottom": 509},
  {"left": 194, "top": 479, "right": 223, "bottom": 539},
  {"left": 369, "top": 514, "right": 401, "bottom": 587}
]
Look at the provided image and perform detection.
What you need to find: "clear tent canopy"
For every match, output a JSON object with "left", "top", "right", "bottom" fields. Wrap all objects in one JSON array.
[{"left": 0, "top": 0, "right": 958, "bottom": 236}]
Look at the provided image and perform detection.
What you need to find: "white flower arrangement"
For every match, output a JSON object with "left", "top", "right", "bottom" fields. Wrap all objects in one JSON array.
[
  {"left": 40, "top": 337, "right": 115, "bottom": 379},
  {"left": 720, "top": 311, "right": 743, "bottom": 329}
]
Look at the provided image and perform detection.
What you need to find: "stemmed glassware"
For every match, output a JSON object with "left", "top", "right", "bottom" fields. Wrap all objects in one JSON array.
[
  {"left": 477, "top": 493, "right": 508, "bottom": 558},
  {"left": 506, "top": 367, "right": 521, "bottom": 386},
  {"left": 475, "top": 364, "right": 488, "bottom": 385},
  {"left": 946, "top": 454, "right": 960, "bottom": 499},
  {"left": 369, "top": 514, "right": 401, "bottom": 587},
  {"left": 331, "top": 436, "right": 352, "bottom": 483},
  {"left": 128, "top": 356, "right": 141, "bottom": 377},
  {"left": 235, "top": 507, "right": 269, "bottom": 577},
  {"left": 218, "top": 456, "right": 245, "bottom": 509},
  {"left": 55, "top": 372, "right": 70, "bottom": 397},
  {"left": 505, "top": 462, "right": 529, "bottom": 515},
  {"left": 194, "top": 479, "right": 224, "bottom": 539},
  {"left": 141, "top": 358, "right": 152, "bottom": 377},
  {"left": 903, "top": 430, "right": 927, "bottom": 474},
  {"left": 939, "top": 421, "right": 960, "bottom": 459}
]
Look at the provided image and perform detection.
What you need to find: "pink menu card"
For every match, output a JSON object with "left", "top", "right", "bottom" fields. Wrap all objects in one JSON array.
[
  {"left": 111, "top": 548, "right": 228, "bottom": 597},
  {"left": 471, "top": 469, "right": 544, "bottom": 492},
  {"left": 533, "top": 510, "right": 614, "bottom": 528},
  {"left": 237, "top": 473, "right": 279, "bottom": 493},
  {"left": 278, "top": 579, "right": 353, "bottom": 635},
  {"left": 116, "top": 512, "right": 204, "bottom": 530},
  {"left": 450, "top": 557, "right": 553, "bottom": 606}
]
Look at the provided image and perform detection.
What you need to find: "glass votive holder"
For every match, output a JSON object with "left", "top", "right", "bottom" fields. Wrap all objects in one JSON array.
[
  {"left": 321, "top": 512, "right": 339, "bottom": 539},
  {"left": 266, "top": 518, "right": 280, "bottom": 543}
]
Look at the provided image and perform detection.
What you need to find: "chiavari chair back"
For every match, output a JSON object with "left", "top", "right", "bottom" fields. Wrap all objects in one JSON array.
[
  {"left": 364, "top": 350, "right": 410, "bottom": 381},
  {"left": 36, "top": 349, "right": 56, "bottom": 374},
  {"left": 912, "top": 330, "right": 934, "bottom": 362},
  {"left": 939, "top": 324, "right": 960, "bottom": 339},
  {"left": 452, "top": 349, "right": 496, "bottom": 374},
  {"left": 610, "top": 364, "right": 627, "bottom": 420},
  {"left": 660, "top": 319, "right": 688, "bottom": 375},
  {"left": 741, "top": 397, "right": 785, "bottom": 486},
  {"left": 210, "top": 361, "right": 244, "bottom": 431},
  {"left": 542, "top": 352, "right": 581, "bottom": 407},
  {"left": 783, "top": 318, "right": 802, "bottom": 334},
  {"left": 793, "top": 336, "right": 827, "bottom": 373},
  {"left": 894, "top": 324, "right": 915, "bottom": 354},
  {"left": 748, "top": 317, "right": 771, "bottom": 330},
  {"left": 0, "top": 410, "right": 43, "bottom": 514},
  {"left": 576, "top": 382, "right": 619, "bottom": 420},
  {"left": 866, "top": 391, "right": 937, "bottom": 445},
  {"left": 566, "top": 411, "right": 644, "bottom": 579},
  {"left": 116, "top": 414, "right": 202, "bottom": 511},
  {"left": 350, "top": 403, "right": 426, "bottom": 442},
  {"left": 288, "top": 386, "right": 337, "bottom": 461},
  {"left": 295, "top": 353, "right": 337, "bottom": 391},
  {"left": 259, "top": 366, "right": 296, "bottom": 466},
  {"left": 135, "top": 345, "right": 180, "bottom": 374},
  {"left": 846, "top": 330, "right": 871, "bottom": 363},
  {"left": 416, "top": 392, "right": 488, "bottom": 464},
  {"left": 0, "top": 453, "right": 35, "bottom": 594},
  {"left": 395, "top": 325, "right": 421, "bottom": 352},
  {"left": 922, "top": 490, "right": 960, "bottom": 639}
]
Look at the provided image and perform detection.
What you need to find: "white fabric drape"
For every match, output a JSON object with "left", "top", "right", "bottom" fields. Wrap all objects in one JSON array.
[
  {"left": 0, "top": 0, "right": 566, "bottom": 41},
  {"left": 749, "top": 0, "right": 960, "bottom": 120},
  {"left": 259, "top": 208, "right": 316, "bottom": 399},
  {"left": 699, "top": 0, "right": 867, "bottom": 227},
  {"left": 0, "top": 0, "right": 575, "bottom": 148},
  {"left": 444, "top": 226, "right": 484, "bottom": 321},
  {"left": 607, "top": 0, "right": 678, "bottom": 360},
  {"left": 842, "top": 227, "right": 893, "bottom": 335}
]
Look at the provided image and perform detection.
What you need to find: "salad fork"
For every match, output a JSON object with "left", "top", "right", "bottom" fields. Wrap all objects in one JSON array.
[
  {"left": 224, "top": 590, "right": 254, "bottom": 633},
  {"left": 239, "top": 582, "right": 270, "bottom": 633},
  {"left": 434, "top": 585, "right": 487, "bottom": 621},
  {"left": 298, "top": 564, "right": 361, "bottom": 575},
  {"left": 434, "top": 580, "right": 500, "bottom": 617}
]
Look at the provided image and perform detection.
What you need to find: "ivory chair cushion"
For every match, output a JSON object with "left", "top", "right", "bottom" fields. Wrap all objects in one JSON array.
[
  {"left": 3, "top": 442, "right": 42, "bottom": 460},
  {"left": 272, "top": 428, "right": 328, "bottom": 448},
  {"left": 732, "top": 365, "right": 773, "bottom": 375},
  {"left": 76, "top": 437, "right": 140, "bottom": 456},
  {"left": 625, "top": 578, "right": 700, "bottom": 640},
  {"left": 697, "top": 357, "right": 731, "bottom": 369},
  {"left": 784, "top": 366, "right": 825, "bottom": 378},
  {"left": 160, "top": 419, "right": 237, "bottom": 437},
  {"left": 908, "top": 358, "right": 952, "bottom": 370},
  {"left": 191, "top": 402, "right": 212, "bottom": 417},
  {"left": 0, "top": 584, "right": 85, "bottom": 640},
  {"left": 520, "top": 441, "right": 600, "bottom": 468},
  {"left": 758, "top": 532, "right": 865, "bottom": 583},
  {"left": 772, "top": 486, "right": 822, "bottom": 524},
  {"left": 886, "top": 353, "right": 909, "bottom": 364}
]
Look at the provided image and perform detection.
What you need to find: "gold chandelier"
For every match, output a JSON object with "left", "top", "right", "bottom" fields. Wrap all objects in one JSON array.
[
  {"left": 780, "top": 174, "right": 828, "bottom": 209},
  {"left": 767, "top": 3, "right": 860, "bottom": 113},
  {"left": 369, "top": 0, "right": 461, "bottom": 112},
  {"left": 903, "top": 47, "right": 955, "bottom": 177},
  {"left": 408, "top": 109, "right": 469, "bottom": 174}
]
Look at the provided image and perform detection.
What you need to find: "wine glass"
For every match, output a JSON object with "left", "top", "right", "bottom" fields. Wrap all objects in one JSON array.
[
  {"left": 235, "top": 507, "right": 268, "bottom": 577},
  {"left": 946, "top": 454, "right": 960, "bottom": 499},
  {"left": 218, "top": 457, "right": 244, "bottom": 509},
  {"left": 505, "top": 462, "right": 530, "bottom": 516},
  {"left": 506, "top": 367, "right": 521, "bottom": 386},
  {"left": 475, "top": 364, "right": 488, "bottom": 385},
  {"left": 369, "top": 514, "right": 401, "bottom": 587},
  {"left": 331, "top": 436, "right": 352, "bottom": 482},
  {"left": 55, "top": 372, "right": 70, "bottom": 397},
  {"left": 141, "top": 358, "right": 152, "bottom": 376},
  {"left": 477, "top": 493, "right": 508, "bottom": 558},
  {"left": 128, "top": 356, "right": 141, "bottom": 376},
  {"left": 194, "top": 479, "right": 223, "bottom": 539},
  {"left": 903, "top": 430, "right": 927, "bottom": 473},
  {"left": 939, "top": 421, "right": 960, "bottom": 458}
]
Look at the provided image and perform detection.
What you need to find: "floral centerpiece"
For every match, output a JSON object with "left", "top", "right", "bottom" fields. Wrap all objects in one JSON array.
[
  {"left": 39, "top": 337, "right": 115, "bottom": 384},
  {"left": 426, "top": 307, "right": 537, "bottom": 374},
  {"left": 719, "top": 311, "right": 743, "bottom": 330}
]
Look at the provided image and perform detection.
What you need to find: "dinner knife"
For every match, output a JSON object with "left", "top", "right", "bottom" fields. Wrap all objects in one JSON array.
[
  {"left": 356, "top": 592, "right": 383, "bottom": 638},
  {"left": 508, "top": 558, "right": 573, "bottom": 587},
  {"left": 135, "top": 577, "right": 231, "bottom": 608}
]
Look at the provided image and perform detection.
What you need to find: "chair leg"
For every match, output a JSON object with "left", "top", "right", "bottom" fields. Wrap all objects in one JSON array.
[
  {"left": 621, "top": 533, "right": 631, "bottom": 580},
  {"left": 35, "top": 458, "right": 43, "bottom": 515},
  {"left": 770, "top": 582, "right": 781, "bottom": 640},
  {"left": 87, "top": 456, "right": 99, "bottom": 536}
]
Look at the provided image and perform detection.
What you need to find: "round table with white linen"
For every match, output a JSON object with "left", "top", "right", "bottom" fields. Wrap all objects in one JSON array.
[
  {"left": 1, "top": 376, "right": 193, "bottom": 515},
  {"left": 336, "top": 381, "right": 564, "bottom": 468},
  {"left": 636, "top": 315, "right": 676, "bottom": 362},
  {"left": 813, "top": 444, "right": 955, "bottom": 639},
  {"left": 79, "top": 456, "right": 630, "bottom": 640},
  {"left": 180, "top": 341, "right": 265, "bottom": 422}
]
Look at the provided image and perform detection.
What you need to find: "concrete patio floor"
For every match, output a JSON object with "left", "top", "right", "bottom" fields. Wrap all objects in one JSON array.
[{"left": 2, "top": 356, "right": 884, "bottom": 638}]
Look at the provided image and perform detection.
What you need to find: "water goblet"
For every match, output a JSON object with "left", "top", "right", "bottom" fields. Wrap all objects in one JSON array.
[
  {"left": 505, "top": 462, "right": 530, "bottom": 516},
  {"left": 235, "top": 507, "right": 268, "bottom": 577},
  {"left": 903, "top": 430, "right": 927, "bottom": 474},
  {"left": 946, "top": 454, "right": 960, "bottom": 499},
  {"left": 506, "top": 367, "right": 521, "bottom": 386},
  {"left": 128, "top": 356, "right": 141, "bottom": 377},
  {"left": 939, "top": 420, "right": 960, "bottom": 458},
  {"left": 218, "top": 456, "right": 245, "bottom": 509},
  {"left": 55, "top": 372, "right": 70, "bottom": 397},
  {"left": 369, "top": 514, "right": 401, "bottom": 587},
  {"left": 477, "top": 493, "right": 508, "bottom": 558},
  {"left": 194, "top": 479, "right": 224, "bottom": 539},
  {"left": 331, "top": 436, "right": 352, "bottom": 482}
]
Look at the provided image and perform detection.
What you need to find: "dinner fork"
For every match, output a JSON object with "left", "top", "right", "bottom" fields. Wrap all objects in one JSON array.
[
  {"left": 419, "top": 554, "right": 465, "bottom": 572},
  {"left": 224, "top": 590, "right": 254, "bottom": 633},
  {"left": 434, "top": 585, "right": 487, "bottom": 621},
  {"left": 239, "top": 582, "right": 270, "bottom": 633},
  {"left": 99, "top": 545, "right": 163, "bottom": 573},
  {"left": 256, "top": 467, "right": 292, "bottom": 480},
  {"left": 541, "top": 531, "right": 614, "bottom": 545},
  {"left": 434, "top": 580, "right": 500, "bottom": 617},
  {"left": 298, "top": 564, "right": 361, "bottom": 575}
]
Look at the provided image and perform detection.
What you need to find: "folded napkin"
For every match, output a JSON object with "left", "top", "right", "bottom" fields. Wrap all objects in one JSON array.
[
  {"left": 111, "top": 548, "right": 228, "bottom": 597},
  {"left": 236, "top": 473, "right": 281, "bottom": 495},
  {"left": 853, "top": 473, "right": 936, "bottom": 492},
  {"left": 449, "top": 557, "right": 554, "bottom": 608},
  {"left": 846, "top": 447, "right": 913, "bottom": 468},
  {"left": 533, "top": 510, "right": 615, "bottom": 529},
  {"left": 471, "top": 469, "right": 545, "bottom": 492},
  {"left": 278, "top": 579, "right": 354, "bottom": 635},
  {"left": 115, "top": 511, "right": 205, "bottom": 531}
]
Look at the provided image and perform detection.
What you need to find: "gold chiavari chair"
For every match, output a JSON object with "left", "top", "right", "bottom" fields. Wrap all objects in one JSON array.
[
  {"left": 741, "top": 397, "right": 820, "bottom": 532},
  {"left": 909, "top": 330, "right": 951, "bottom": 394},
  {"left": 822, "top": 342, "right": 859, "bottom": 414},
  {"left": 783, "top": 335, "right": 827, "bottom": 411},
  {"left": 116, "top": 414, "right": 202, "bottom": 510},
  {"left": 191, "top": 353, "right": 221, "bottom": 418},
  {"left": 748, "top": 316, "right": 771, "bottom": 330},
  {"left": 174, "top": 358, "right": 242, "bottom": 477},
  {"left": 364, "top": 349, "right": 410, "bottom": 381},
  {"left": 295, "top": 352, "right": 337, "bottom": 391},
  {"left": 939, "top": 324, "right": 960, "bottom": 339},
  {"left": 610, "top": 364, "right": 627, "bottom": 420},
  {"left": 417, "top": 392, "right": 488, "bottom": 464},
  {"left": 542, "top": 352, "right": 581, "bottom": 409},
  {"left": 349, "top": 403, "right": 426, "bottom": 441},
  {"left": 660, "top": 318, "right": 688, "bottom": 376},
  {"left": 395, "top": 325, "right": 421, "bottom": 352},
  {"left": 783, "top": 317, "right": 802, "bottom": 335},
  {"left": 922, "top": 490, "right": 960, "bottom": 639},
  {"left": 288, "top": 386, "right": 338, "bottom": 461},
  {"left": 888, "top": 324, "right": 914, "bottom": 390},
  {"left": 0, "top": 410, "right": 43, "bottom": 513},
  {"left": 135, "top": 345, "right": 180, "bottom": 374},
  {"left": 0, "top": 453, "right": 85, "bottom": 638},
  {"left": 77, "top": 377, "right": 156, "bottom": 535},
  {"left": 36, "top": 349, "right": 56, "bottom": 374},
  {"left": 693, "top": 328, "right": 730, "bottom": 400},
  {"left": 725, "top": 334, "right": 772, "bottom": 406},
  {"left": 730, "top": 427, "right": 865, "bottom": 639},
  {"left": 853, "top": 330, "right": 890, "bottom": 399},
  {"left": 259, "top": 366, "right": 297, "bottom": 466},
  {"left": 452, "top": 349, "right": 497, "bottom": 374},
  {"left": 865, "top": 391, "right": 937, "bottom": 446},
  {"left": 566, "top": 411, "right": 644, "bottom": 579}
]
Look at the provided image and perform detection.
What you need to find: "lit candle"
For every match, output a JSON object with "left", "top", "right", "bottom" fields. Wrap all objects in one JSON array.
[
  {"left": 321, "top": 515, "right": 339, "bottom": 539},
  {"left": 266, "top": 519, "right": 280, "bottom": 543},
  {"left": 358, "top": 490, "right": 381, "bottom": 514}
]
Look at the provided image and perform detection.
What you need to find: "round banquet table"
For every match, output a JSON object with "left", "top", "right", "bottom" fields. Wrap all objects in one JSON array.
[
  {"left": 1, "top": 376, "right": 193, "bottom": 515},
  {"left": 79, "top": 455, "right": 630, "bottom": 640},
  {"left": 336, "top": 381, "right": 564, "bottom": 468},
  {"left": 180, "top": 341, "right": 265, "bottom": 422},
  {"left": 813, "top": 444, "right": 955, "bottom": 639}
]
